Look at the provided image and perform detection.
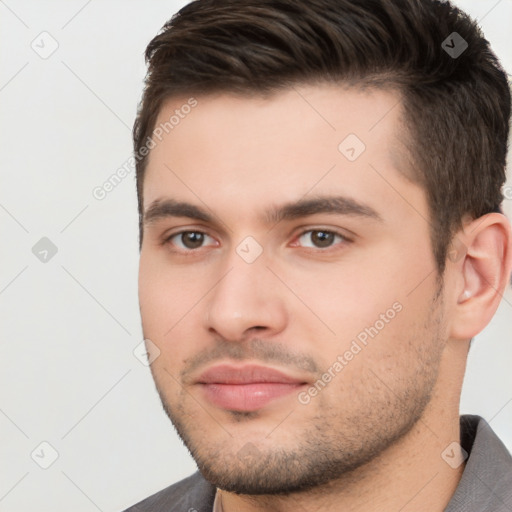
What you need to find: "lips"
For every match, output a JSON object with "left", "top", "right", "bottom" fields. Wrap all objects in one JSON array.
[{"left": 196, "top": 364, "right": 307, "bottom": 412}]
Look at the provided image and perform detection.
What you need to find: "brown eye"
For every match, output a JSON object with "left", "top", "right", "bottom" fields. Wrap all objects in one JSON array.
[
  {"left": 168, "top": 231, "right": 215, "bottom": 250},
  {"left": 311, "top": 231, "right": 335, "bottom": 247},
  {"left": 181, "top": 232, "right": 205, "bottom": 249},
  {"left": 297, "top": 230, "right": 345, "bottom": 249}
]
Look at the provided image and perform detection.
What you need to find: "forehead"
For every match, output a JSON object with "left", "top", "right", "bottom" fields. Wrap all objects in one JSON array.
[{"left": 142, "top": 84, "right": 421, "bottom": 225}]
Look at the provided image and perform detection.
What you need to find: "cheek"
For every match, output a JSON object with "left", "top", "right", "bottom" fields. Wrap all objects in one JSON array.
[
  {"left": 138, "top": 256, "right": 170, "bottom": 334},
  {"left": 282, "top": 246, "right": 435, "bottom": 368},
  {"left": 138, "top": 252, "right": 213, "bottom": 367},
  {"left": 280, "top": 261, "right": 400, "bottom": 342},
  {"left": 139, "top": 251, "right": 203, "bottom": 326}
]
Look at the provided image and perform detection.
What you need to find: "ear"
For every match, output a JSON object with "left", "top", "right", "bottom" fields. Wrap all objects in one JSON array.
[{"left": 449, "top": 212, "right": 512, "bottom": 340}]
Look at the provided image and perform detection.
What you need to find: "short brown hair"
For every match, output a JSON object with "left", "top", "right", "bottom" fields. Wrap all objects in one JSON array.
[{"left": 133, "top": 0, "right": 510, "bottom": 273}]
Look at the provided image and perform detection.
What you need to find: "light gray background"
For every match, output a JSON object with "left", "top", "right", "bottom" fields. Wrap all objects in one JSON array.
[{"left": 0, "top": 1, "right": 511, "bottom": 511}]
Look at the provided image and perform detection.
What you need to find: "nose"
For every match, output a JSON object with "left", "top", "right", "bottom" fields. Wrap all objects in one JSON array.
[{"left": 203, "top": 253, "right": 288, "bottom": 342}]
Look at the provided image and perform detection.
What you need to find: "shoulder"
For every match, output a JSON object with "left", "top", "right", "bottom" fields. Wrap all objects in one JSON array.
[
  {"left": 122, "top": 471, "right": 216, "bottom": 512},
  {"left": 446, "top": 415, "right": 512, "bottom": 512}
]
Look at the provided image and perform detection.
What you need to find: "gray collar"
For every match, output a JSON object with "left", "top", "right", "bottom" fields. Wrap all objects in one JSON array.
[{"left": 445, "top": 414, "right": 512, "bottom": 511}]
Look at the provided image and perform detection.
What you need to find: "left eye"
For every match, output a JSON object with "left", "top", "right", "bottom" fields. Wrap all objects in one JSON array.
[{"left": 297, "top": 230, "right": 346, "bottom": 249}]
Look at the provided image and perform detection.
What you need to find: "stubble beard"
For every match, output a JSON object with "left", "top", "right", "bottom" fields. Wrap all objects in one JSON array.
[{"left": 150, "top": 286, "right": 446, "bottom": 495}]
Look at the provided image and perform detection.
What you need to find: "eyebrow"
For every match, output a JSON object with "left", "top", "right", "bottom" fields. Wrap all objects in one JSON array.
[{"left": 143, "top": 195, "right": 382, "bottom": 227}]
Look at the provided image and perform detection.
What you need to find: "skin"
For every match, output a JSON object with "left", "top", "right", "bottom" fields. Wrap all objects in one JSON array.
[{"left": 138, "top": 84, "right": 512, "bottom": 512}]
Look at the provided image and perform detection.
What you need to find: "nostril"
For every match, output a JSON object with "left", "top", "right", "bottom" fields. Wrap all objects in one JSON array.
[{"left": 248, "top": 326, "right": 268, "bottom": 334}]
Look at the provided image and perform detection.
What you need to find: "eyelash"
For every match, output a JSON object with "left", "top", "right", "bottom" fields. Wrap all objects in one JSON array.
[{"left": 163, "top": 228, "right": 352, "bottom": 253}]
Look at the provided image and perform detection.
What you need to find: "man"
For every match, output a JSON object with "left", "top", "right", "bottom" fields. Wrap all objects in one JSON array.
[{"left": 124, "top": 0, "right": 512, "bottom": 510}]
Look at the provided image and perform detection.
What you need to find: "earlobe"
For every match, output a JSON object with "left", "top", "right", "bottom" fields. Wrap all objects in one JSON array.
[
  {"left": 457, "top": 289, "right": 471, "bottom": 304},
  {"left": 449, "top": 213, "right": 512, "bottom": 340}
]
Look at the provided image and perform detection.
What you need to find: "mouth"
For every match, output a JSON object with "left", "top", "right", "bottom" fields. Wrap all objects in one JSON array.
[{"left": 196, "top": 363, "right": 308, "bottom": 412}]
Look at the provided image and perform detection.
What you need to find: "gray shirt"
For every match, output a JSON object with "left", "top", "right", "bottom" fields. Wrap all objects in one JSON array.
[
  {"left": 123, "top": 415, "right": 512, "bottom": 512},
  {"left": 445, "top": 415, "right": 512, "bottom": 511}
]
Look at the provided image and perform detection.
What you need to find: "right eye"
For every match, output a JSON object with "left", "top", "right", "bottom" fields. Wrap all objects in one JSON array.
[{"left": 165, "top": 231, "right": 217, "bottom": 251}]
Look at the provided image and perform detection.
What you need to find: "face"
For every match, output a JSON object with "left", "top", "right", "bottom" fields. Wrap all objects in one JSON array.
[{"left": 138, "top": 84, "right": 448, "bottom": 494}]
